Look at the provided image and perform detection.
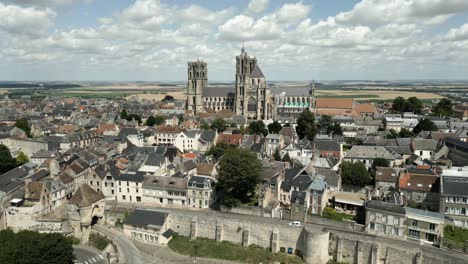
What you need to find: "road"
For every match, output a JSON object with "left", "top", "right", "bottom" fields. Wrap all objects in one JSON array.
[
  {"left": 74, "top": 245, "right": 107, "bottom": 264},
  {"left": 92, "top": 225, "right": 165, "bottom": 264},
  {"left": 108, "top": 201, "right": 468, "bottom": 262}
]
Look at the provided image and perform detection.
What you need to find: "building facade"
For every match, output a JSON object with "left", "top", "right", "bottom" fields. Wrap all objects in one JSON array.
[{"left": 186, "top": 47, "right": 314, "bottom": 121}]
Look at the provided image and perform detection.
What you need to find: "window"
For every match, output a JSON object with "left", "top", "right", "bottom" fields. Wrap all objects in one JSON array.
[
  {"left": 409, "top": 229, "right": 419, "bottom": 238},
  {"left": 370, "top": 223, "right": 375, "bottom": 230},
  {"left": 127, "top": 188, "right": 130, "bottom": 193},
  {"left": 127, "top": 182, "right": 129, "bottom": 186},
  {"left": 105, "top": 182, "right": 108, "bottom": 187},
  {"left": 122, "top": 195, "right": 126, "bottom": 200},
  {"left": 159, "top": 198, "right": 163, "bottom": 203},
  {"left": 411, "top": 220, "right": 418, "bottom": 227},
  {"left": 429, "top": 223, "right": 436, "bottom": 230},
  {"left": 136, "top": 196, "right": 141, "bottom": 202},
  {"left": 90, "top": 181, "right": 93, "bottom": 185},
  {"left": 119, "top": 187, "right": 121, "bottom": 192},
  {"left": 119, "top": 181, "right": 121, "bottom": 186}
]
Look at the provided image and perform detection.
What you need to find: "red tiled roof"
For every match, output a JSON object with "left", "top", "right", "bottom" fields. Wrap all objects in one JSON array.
[
  {"left": 217, "top": 134, "right": 243, "bottom": 145},
  {"left": 399, "top": 172, "right": 439, "bottom": 192},
  {"left": 315, "top": 98, "right": 354, "bottom": 109}
]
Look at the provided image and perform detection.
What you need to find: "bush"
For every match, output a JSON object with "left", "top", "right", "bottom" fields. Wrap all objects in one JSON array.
[{"left": 89, "top": 233, "right": 111, "bottom": 251}]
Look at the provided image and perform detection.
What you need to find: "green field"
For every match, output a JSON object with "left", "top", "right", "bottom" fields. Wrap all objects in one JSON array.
[{"left": 168, "top": 235, "right": 304, "bottom": 264}]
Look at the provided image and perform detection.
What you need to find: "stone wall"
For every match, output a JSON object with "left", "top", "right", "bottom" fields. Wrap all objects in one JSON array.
[{"left": 165, "top": 211, "right": 330, "bottom": 264}]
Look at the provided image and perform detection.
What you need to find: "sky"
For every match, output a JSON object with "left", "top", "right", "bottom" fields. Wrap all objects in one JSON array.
[{"left": 0, "top": 0, "right": 468, "bottom": 81}]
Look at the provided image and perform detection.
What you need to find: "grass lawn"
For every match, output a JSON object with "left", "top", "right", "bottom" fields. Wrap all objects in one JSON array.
[
  {"left": 168, "top": 235, "right": 304, "bottom": 264},
  {"left": 322, "top": 207, "right": 355, "bottom": 221},
  {"left": 88, "top": 233, "right": 111, "bottom": 251},
  {"left": 444, "top": 225, "right": 468, "bottom": 247}
]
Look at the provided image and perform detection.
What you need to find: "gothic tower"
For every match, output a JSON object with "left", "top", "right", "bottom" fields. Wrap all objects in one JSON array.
[
  {"left": 235, "top": 46, "right": 269, "bottom": 120},
  {"left": 187, "top": 60, "right": 207, "bottom": 115}
]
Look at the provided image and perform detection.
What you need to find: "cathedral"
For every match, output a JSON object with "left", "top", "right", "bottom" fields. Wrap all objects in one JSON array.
[{"left": 187, "top": 47, "right": 314, "bottom": 122}]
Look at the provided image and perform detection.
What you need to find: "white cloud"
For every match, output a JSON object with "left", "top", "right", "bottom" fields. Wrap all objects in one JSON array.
[
  {"left": 180, "top": 5, "right": 232, "bottom": 24},
  {"left": 218, "top": 15, "right": 282, "bottom": 41},
  {"left": 0, "top": 3, "right": 55, "bottom": 36},
  {"left": 336, "top": 0, "right": 468, "bottom": 26},
  {"left": 276, "top": 2, "right": 310, "bottom": 24},
  {"left": 9, "top": 0, "right": 94, "bottom": 6},
  {"left": 443, "top": 24, "right": 468, "bottom": 41},
  {"left": 247, "top": 0, "right": 268, "bottom": 14}
]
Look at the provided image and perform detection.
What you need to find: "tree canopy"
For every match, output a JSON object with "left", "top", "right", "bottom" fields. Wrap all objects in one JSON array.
[
  {"left": 267, "top": 121, "right": 282, "bottom": 134},
  {"left": 206, "top": 142, "right": 235, "bottom": 160},
  {"left": 248, "top": 120, "right": 268, "bottom": 136},
  {"left": 146, "top": 115, "right": 165, "bottom": 127},
  {"left": 282, "top": 152, "right": 292, "bottom": 165},
  {"left": 218, "top": 148, "right": 261, "bottom": 207},
  {"left": 386, "top": 128, "right": 414, "bottom": 139},
  {"left": 120, "top": 109, "right": 128, "bottom": 120},
  {"left": 162, "top": 95, "right": 174, "bottom": 102},
  {"left": 341, "top": 161, "right": 371, "bottom": 187},
  {"left": 391, "top": 96, "right": 423, "bottom": 114},
  {"left": 273, "top": 148, "right": 281, "bottom": 161},
  {"left": 210, "top": 117, "right": 227, "bottom": 133},
  {"left": 15, "top": 118, "right": 31, "bottom": 137},
  {"left": 372, "top": 158, "right": 389, "bottom": 168},
  {"left": 433, "top": 98, "right": 453, "bottom": 117},
  {"left": 0, "top": 229, "right": 75, "bottom": 264},
  {"left": 327, "top": 122, "right": 343, "bottom": 136},
  {"left": 318, "top": 115, "right": 332, "bottom": 131},
  {"left": 16, "top": 151, "right": 29, "bottom": 166},
  {"left": 296, "top": 109, "right": 317, "bottom": 141},
  {"left": 413, "top": 118, "right": 438, "bottom": 134},
  {"left": 0, "top": 144, "right": 16, "bottom": 174}
]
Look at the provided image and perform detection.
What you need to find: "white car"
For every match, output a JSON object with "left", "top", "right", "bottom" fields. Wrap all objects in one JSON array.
[{"left": 289, "top": 221, "right": 301, "bottom": 226}]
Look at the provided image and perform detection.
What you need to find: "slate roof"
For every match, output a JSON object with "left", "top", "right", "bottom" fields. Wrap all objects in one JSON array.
[
  {"left": 441, "top": 175, "right": 468, "bottom": 197},
  {"left": 250, "top": 64, "right": 265, "bottom": 78},
  {"left": 30, "top": 169, "right": 50, "bottom": 182},
  {"left": 200, "top": 130, "right": 217, "bottom": 142},
  {"left": 345, "top": 146, "right": 396, "bottom": 160},
  {"left": 315, "top": 140, "right": 340, "bottom": 151},
  {"left": 202, "top": 87, "right": 235, "bottom": 97},
  {"left": 188, "top": 175, "right": 211, "bottom": 188},
  {"left": 316, "top": 168, "right": 339, "bottom": 187},
  {"left": 412, "top": 138, "right": 438, "bottom": 151},
  {"left": 375, "top": 167, "right": 398, "bottom": 183},
  {"left": 69, "top": 183, "right": 104, "bottom": 207},
  {"left": 366, "top": 201, "right": 405, "bottom": 215},
  {"left": 144, "top": 176, "right": 187, "bottom": 190},
  {"left": 124, "top": 209, "right": 168, "bottom": 228},
  {"left": 115, "top": 172, "right": 145, "bottom": 182},
  {"left": 0, "top": 167, "right": 28, "bottom": 192},
  {"left": 145, "top": 154, "right": 164, "bottom": 166},
  {"left": 161, "top": 228, "right": 175, "bottom": 239}
]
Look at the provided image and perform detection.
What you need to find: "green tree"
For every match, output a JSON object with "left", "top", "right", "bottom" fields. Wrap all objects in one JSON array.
[
  {"left": 0, "top": 144, "right": 16, "bottom": 174},
  {"left": 152, "top": 115, "right": 165, "bottom": 126},
  {"left": 206, "top": 142, "right": 234, "bottom": 160},
  {"left": 433, "top": 98, "right": 453, "bottom": 117},
  {"left": 200, "top": 120, "right": 211, "bottom": 130},
  {"left": 248, "top": 120, "right": 268, "bottom": 136},
  {"left": 16, "top": 151, "right": 29, "bottom": 166},
  {"left": 282, "top": 152, "right": 292, "bottom": 164},
  {"left": 162, "top": 95, "right": 174, "bottom": 102},
  {"left": 120, "top": 109, "right": 128, "bottom": 120},
  {"left": 15, "top": 118, "right": 31, "bottom": 137},
  {"left": 210, "top": 117, "right": 227, "bottom": 132},
  {"left": 327, "top": 122, "right": 343, "bottom": 136},
  {"left": 406, "top": 97, "right": 423, "bottom": 114},
  {"left": 0, "top": 229, "right": 75, "bottom": 264},
  {"left": 392, "top": 96, "right": 406, "bottom": 113},
  {"left": 267, "top": 121, "right": 282, "bottom": 134},
  {"left": 399, "top": 128, "right": 414, "bottom": 138},
  {"left": 126, "top": 114, "right": 142, "bottom": 124},
  {"left": 413, "top": 118, "right": 438, "bottom": 134},
  {"left": 372, "top": 158, "right": 389, "bottom": 168},
  {"left": 218, "top": 148, "right": 262, "bottom": 207},
  {"left": 341, "top": 161, "right": 371, "bottom": 187},
  {"left": 145, "top": 116, "right": 157, "bottom": 126},
  {"left": 386, "top": 129, "right": 398, "bottom": 139},
  {"left": 318, "top": 115, "right": 332, "bottom": 131},
  {"left": 296, "top": 109, "right": 317, "bottom": 140},
  {"left": 273, "top": 148, "right": 281, "bottom": 161}
]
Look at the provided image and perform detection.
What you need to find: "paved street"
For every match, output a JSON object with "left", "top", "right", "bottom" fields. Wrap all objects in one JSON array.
[{"left": 74, "top": 245, "right": 107, "bottom": 264}]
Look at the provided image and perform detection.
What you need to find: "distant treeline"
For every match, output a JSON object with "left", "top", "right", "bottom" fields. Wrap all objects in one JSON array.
[{"left": 0, "top": 83, "right": 81, "bottom": 89}]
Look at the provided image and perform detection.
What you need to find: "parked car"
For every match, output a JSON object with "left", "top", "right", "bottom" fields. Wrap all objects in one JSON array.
[{"left": 289, "top": 221, "right": 301, "bottom": 226}]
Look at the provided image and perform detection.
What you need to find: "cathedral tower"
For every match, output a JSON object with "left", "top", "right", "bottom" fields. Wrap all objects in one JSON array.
[
  {"left": 235, "top": 46, "right": 269, "bottom": 120},
  {"left": 187, "top": 60, "right": 207, "bottom": 115}
]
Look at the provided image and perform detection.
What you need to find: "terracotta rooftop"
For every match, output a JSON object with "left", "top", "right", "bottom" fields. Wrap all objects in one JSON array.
[
  {"left": 217, "top": 134, "right": 243, "bottom": 145},
  {"left": 315, "top": 98, "right": 354, "bottom": 109},
  {"left": 399, "top": 172, "right": 439, "bottom": 192},
  {"left": 355, "top": 103, "right": 377, "bottom": 114}
]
